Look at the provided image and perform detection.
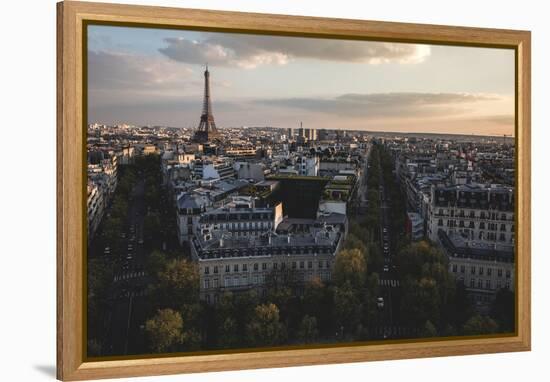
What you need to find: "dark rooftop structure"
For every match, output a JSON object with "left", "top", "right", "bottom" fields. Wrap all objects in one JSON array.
[{"left": 438, "top": 229, "right": 514, "bottom": 263}]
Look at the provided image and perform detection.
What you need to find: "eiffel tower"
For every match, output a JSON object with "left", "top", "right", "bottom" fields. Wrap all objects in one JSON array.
[{"left": 193, "top": 65, "right": 221, "bottom": 143}]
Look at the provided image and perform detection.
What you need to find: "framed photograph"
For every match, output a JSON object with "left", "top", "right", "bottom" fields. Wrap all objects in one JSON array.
[{"left": 57, "top": 1, "right": 531, "bottom": 380}]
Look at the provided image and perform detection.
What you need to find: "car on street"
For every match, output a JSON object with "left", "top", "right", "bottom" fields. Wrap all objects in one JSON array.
[
  {"left": 138, "top": 238, "right": 144, "bottom": 245},
  {"left": 383, "top": 228, "right": 388, "bottom": 233},
  {"left": 126, "top": 254, "right": 133, "bottom": 260},
  {"left": 383, "top": 265, "right": 389, "bottom": 272},
  {"left": 377, "top": 297, "right": 384, "bottom": 309}
]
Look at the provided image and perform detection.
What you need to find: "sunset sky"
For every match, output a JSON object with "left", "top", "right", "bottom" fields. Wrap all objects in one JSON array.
[{"left": 88, "top": 25, "right": 515, "bottom": 136}]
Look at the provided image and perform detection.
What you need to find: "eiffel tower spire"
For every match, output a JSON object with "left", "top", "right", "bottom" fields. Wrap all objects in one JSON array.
[{"left": 193, "top": 64, "right": 220, "bottom": 143}]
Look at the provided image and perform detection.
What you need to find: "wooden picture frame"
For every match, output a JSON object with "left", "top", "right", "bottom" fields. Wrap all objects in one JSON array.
[{"left": 57, "top": 1, "right": 531, "bottom": 380}]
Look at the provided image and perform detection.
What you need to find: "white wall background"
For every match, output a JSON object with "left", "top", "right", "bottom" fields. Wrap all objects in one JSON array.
[{"left": 0, "top": 0, "right": 546, "bottom": 380}]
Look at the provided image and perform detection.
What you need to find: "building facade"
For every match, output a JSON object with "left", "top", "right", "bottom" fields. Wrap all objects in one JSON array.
[
  {"left": 427, "top": 184, "right": 514, "bottom": 245},
  {"left": 439, "top": 230, "right": 514, "bottom": 311},
  {"left": 191, "top": 212, "right": 346, "bottom": 303}
]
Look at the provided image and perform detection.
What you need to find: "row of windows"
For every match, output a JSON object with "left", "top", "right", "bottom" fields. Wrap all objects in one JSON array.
[
  {"left": 466, "top": 277, "right": 512, "bottom": 290},
  {"left": 202, "top": 221, "right": 272, "bottom": 230},
  {"left": 452, "top": 264, "right": 511, "bottom": 278},
  {"left": 437, "top": 219, "right": 512, "bottom": 232},
  {"left": 436, "top": 209, "right": 511, "bottom": 221},
  {"left": 202, "top": 271, "right": 333, "bottom": 290},
  {"left": 203, "top": 260, "right": 332, "bottom": 274}
]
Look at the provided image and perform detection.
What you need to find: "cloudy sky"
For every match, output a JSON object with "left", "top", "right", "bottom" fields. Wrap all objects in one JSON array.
[{"left": 88, "top": 25, "right": 515, "bottom": 136}]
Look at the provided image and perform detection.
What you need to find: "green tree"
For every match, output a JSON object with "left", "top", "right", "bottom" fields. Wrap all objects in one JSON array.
[
  {"left": 246, "top": 303, "right": 286, "bottom": 346},
  {"left": 462, "top": 315, "right": 499, "bottom": 335},
  {"left": 421, "top": 320, "right": 438, "bottom": 337},
  {"left": 333, "top": 248, "right": 367, "bottom": 288},
  {"left": 333, "top": 281, "right": 363, "bottom": 338},
  {"left": 297, "top": 315, "right": 319, "bottom": 343},
  {"left": 145, "top": 308, "right": 184, "bottom": 353},
  {"left": 147, "top": 250, "right": 167, "bottom": 281},
  {"left": 218, "top": 316, "right": 240, "bottom": 348},
  {"left": 400, "top": 276, "right": 441, "bottom": 327},
  {"left": 155, "top": 258, "right": 200, "bottom": 308}
]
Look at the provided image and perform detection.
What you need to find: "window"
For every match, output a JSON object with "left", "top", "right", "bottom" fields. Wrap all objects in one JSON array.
[
  {"left": 299, "top": 261, "right": 304, "bottom": 269},
  {"left": 243, "top": 264, "right": 248, "bottom": 272},
  {"left": 438, "top": 219, "right": 443, "bottom": 227},
  {"left": 319, "top": 260, "right": 323, "bottom": 269},
  {"left": 479, "top": 267, "right": 484, "bottom": 276},
  {"left": 470, "top": 278, "right": 475, "bottom": 287},
  {"left": 273, "top": 263, "right": 278, "bottom": 270},
  {"left": 204, "top": 266, "right": 210, "bottom": 275},
  {"left": 452, "top": 264, "right": 458, "bottom": 273},
  {"left": 213, "top": 266, "right": 218, "bottom": 274},
  {"left": 486, "top": 279, "right": 491, "bottom": 289},
  {"left": 471, "top": 266, "right": 476, "bottom": 275},
  {"left": 225, "top": 265, "right": 230, "bottom": 273},
  {"left": 205, "top": 294, "right": 210, "bottom": 304},
  {"left": 500, "top": 233, "right": 506, "bottom": 241},
  {"left": 506, "top": 270, "right": 511, "bottom": 279},
  {"left": 204, "top": 279, "right": 210, "bottom": 289},
  {"left": 479, "top": 222, "right": 485, "bottom": 229},
  {"left": 498, "top": 269, "right": 503, "bottom": 277},
  {"left": 213, "top": 278, "right": 219, "bottom": 288},
  {"left": 224, "top": 277, "right": 229, "bottom": 287},
  {"left": 234, "top": 264, "right": 239, "bottom": 272},
  {"left": 478, "top": 279, "right": 483, "bottom": 288},
  {"left": 308, "top": 261, "right": 313, "bottom": 269},
  {"left": 253, "top": 263, "right": 258, "bottom": 271},
  {"left": 460, "top": 265, "right": 465, "bottom": 273},
  {"left": 292, "top": 261, "right": 297, "bottom": 269},
  {"left": 262, "top": 263, "right": 267, "bottom": 270},
  {"left": 487, "top": 268, "right": 492, "bottom": 276}
]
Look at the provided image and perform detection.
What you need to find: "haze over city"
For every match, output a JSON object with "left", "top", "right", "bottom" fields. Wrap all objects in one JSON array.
[{"left": 88, "top": 25, "right": 515, "bottom": 136}]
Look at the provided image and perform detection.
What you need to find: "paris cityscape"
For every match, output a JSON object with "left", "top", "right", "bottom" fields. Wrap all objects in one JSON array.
[{"left": 86, "top": 28, "right": 516, "bottom": 356}]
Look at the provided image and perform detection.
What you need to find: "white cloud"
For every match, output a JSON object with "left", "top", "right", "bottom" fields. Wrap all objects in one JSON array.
[
  {"left": 88, "top": 50, "right": 194, "bottom": 92},
  {"left": 158, "top": 34, "right": 431, "bottom": 69},
  {"left": 256, "top": 92, "right": 503, "bottom": 118}
]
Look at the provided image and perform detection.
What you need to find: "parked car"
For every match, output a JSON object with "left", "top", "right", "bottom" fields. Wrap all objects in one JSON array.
[
  {"left": 377, "top": 297, "right": 385, "bottom": 309},
  {"left": 383, "top": 265, "right": 389, "bottom": 272}
]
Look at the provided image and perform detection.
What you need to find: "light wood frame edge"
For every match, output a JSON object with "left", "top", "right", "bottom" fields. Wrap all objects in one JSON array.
[{"left": 57, "top": 1, "right": 531, "bottom": 380}]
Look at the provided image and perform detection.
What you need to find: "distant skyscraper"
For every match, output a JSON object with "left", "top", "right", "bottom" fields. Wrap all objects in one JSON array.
[{"left": 193, "top": 65, "right": 221, "bottom": 143}]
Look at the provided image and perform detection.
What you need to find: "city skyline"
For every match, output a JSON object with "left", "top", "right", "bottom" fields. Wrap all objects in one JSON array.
[{"left": 88, "top": 25, "right": 515, "bottom": 136}]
